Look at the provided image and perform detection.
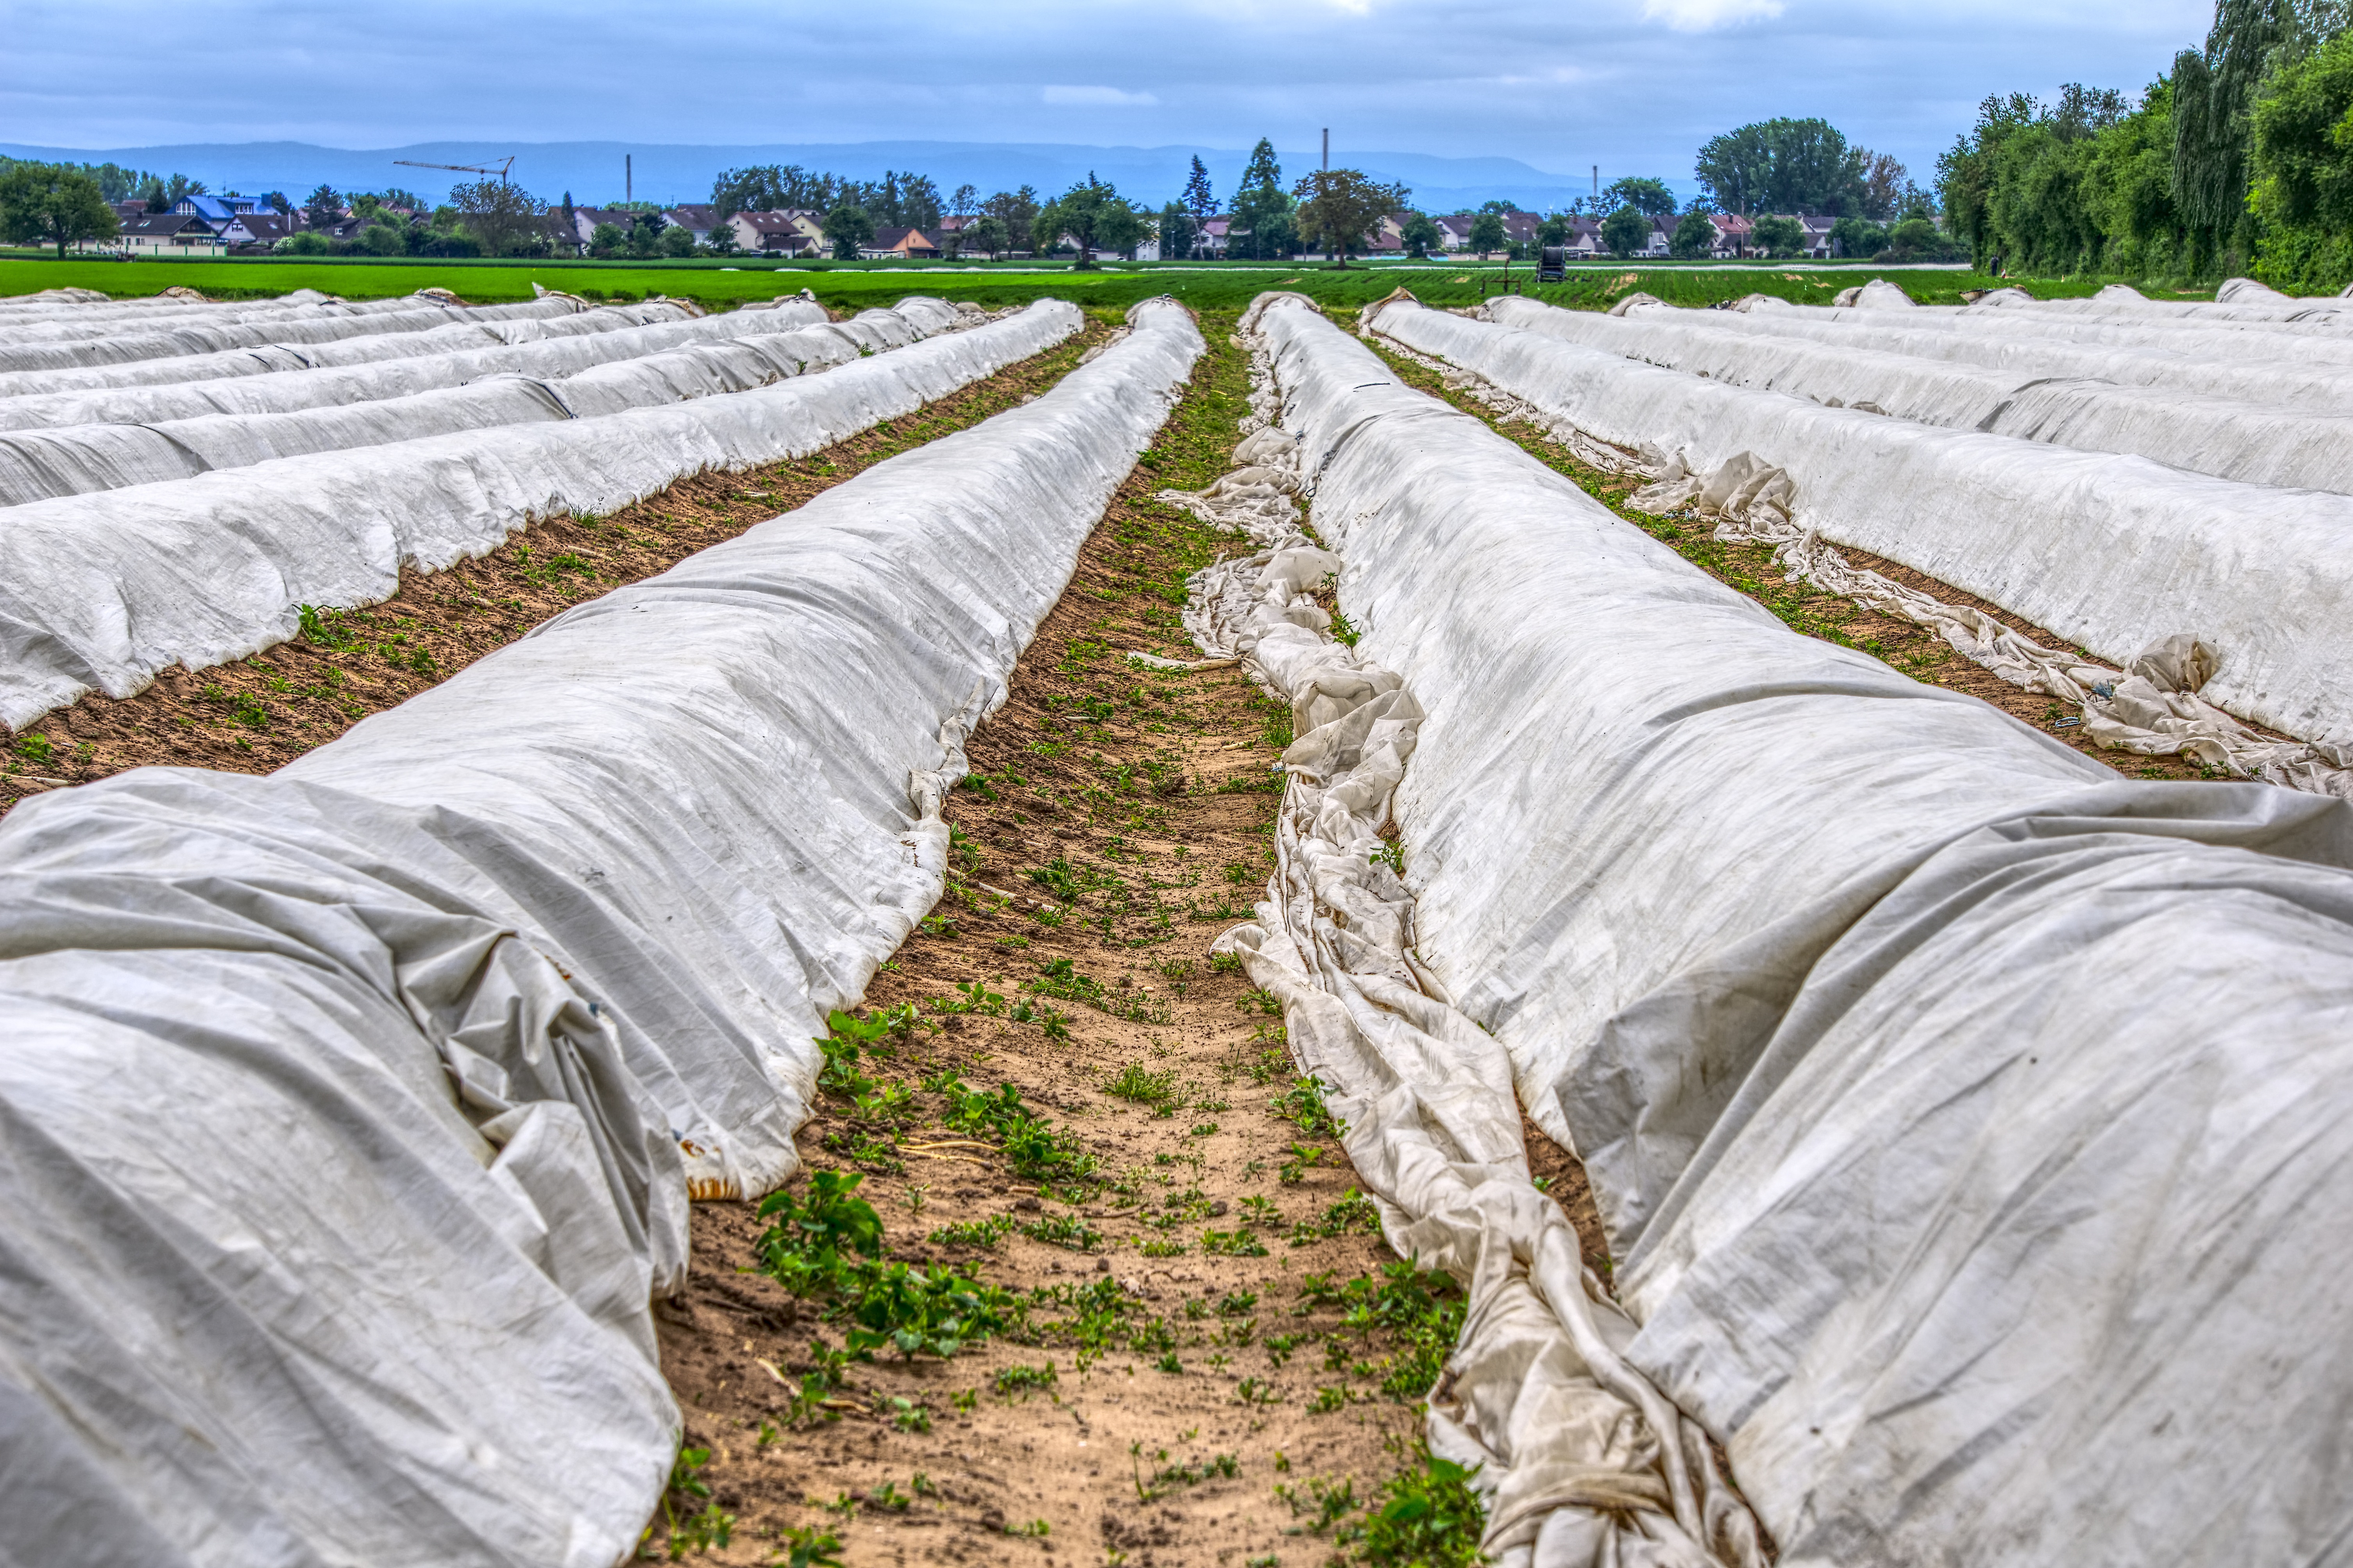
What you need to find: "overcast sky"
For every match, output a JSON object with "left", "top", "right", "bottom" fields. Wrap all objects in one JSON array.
[{"left": 5, "top": 0, "right": 2210, "bottom": 193}]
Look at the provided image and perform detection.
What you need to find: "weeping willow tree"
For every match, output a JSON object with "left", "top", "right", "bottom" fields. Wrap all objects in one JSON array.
[{"left": 2172, "top": 0, "right": 2351, "bottom": 267}]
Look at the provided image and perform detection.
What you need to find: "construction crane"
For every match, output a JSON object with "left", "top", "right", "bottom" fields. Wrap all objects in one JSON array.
[{"left": 392, "top": 156, "right": 515, "bottom": 184}]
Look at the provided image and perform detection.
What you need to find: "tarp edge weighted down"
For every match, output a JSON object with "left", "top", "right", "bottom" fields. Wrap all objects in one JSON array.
[{"left": 0, "top": 296, "right": 1204, "bottom": 1568}]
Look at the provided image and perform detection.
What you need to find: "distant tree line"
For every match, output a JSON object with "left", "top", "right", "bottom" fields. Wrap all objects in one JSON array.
[{"left": 1939, "top": 0, "right": 2353, "bottom": 286}]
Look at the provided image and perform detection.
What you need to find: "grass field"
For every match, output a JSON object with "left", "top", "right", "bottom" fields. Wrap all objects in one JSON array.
[{"left": 0, "top": 253, "right": 2202, "bottom": 314}]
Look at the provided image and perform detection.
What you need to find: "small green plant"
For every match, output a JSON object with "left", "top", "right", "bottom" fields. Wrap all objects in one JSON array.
[
  {"left": 995, "top": 1361, "right": 1059, "bottom": 1400},
  {"left": 1236, "top": 1377, "right": 1283, "bottom": 1407},
  {"left": 951, "top": 1387, "right": 979, "bottom": 1412},
  {"left": 1106, "top": 1061, "right": 1180, "bottom": 1105},
  {"left": 1369, "top": 838, "right": 1404, "bottom": 874},
  {"left": 1272, "top": 1077, "right": 1344, "bottom": 1139},
  {"left": 1154, "top": 1350, "right": 1184, "bottom": 1373},
  {"left": 297, "top": 603, "right": 360, "bottom": 650},
  {"left": 1354, "top": 1444, "right": 1486, "bottom": 1568},
  {"left": 656, "top": 1444, "right": 735, "bottom": 1558},
  {"left": 886, "top": 1397, "right": 932, "bottom": 1433},
  {"left": 1311, "top": 1385, "right": 1353, "bottom": 1414},
  {"left": 1240, "top": 1195, "right": 1283, "bottom": 1227},
  {"left": 1019, "top": 1212, "right": 1102, "bottom": 1252},
  {"left": 777, "top": 1523, "right": 845, "bottom": 1568},
  {"left": 1291, "top": 1189, "right": 1382, "bottom": 1246},
  {"left": 1329, "top": 608, "right": 1362, "bottom": 647},
  {"left": 1008, "top": 1519, "right": 1051, "bottom": 1539},
  {"left": 867, "top": 1480, "right": 913, "bottom": 1512},
  {"left": 1265, "top": 1332, "right": 1303, "bottom": 1368},
  {"left": 1202, "top": 1230, "right": 1270, "bottom": 1257},
  {"left": 929, "top": 1215, "right": 1015, "bottom": 1249},
  {"left": 1140, "top": 1237, "right": 1188, "bottom": 1257},
  {"left": 755, "top": 1171, "right": 884, "bottom": 1275}
]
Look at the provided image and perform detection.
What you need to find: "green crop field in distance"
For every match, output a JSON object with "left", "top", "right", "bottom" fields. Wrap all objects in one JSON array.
[{"left": 0, "top": 253, "right": 2212, "bottom": 316}]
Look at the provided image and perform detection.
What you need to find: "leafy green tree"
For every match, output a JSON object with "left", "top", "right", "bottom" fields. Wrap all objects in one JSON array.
[
  {"left": 1604, "top": 176, "right": 1678, "bottom": 215},
  {"left": 1031, "top": 175, "right": 1146, "bottom": 267},
  {"left": 2250, "top": 30, "right": 2353, "bottom": 285},
  {"left": 1537, "top": 213, "right": 1570, "bottom": 245},
  {"left": 982, "top": 187, "right": 1040, "bottom": 253},
  {"left": 1829, "top": 215, "right": 1890, "bottom": 257},
  {"left": 588, "top": 222, "right": 626, "bottom": 258},
  {"left": 966, "top": 213, "right": 1009, "bottom": 259},
  {"left": 1750, "top": 213, "right": 1808, "bottom": 256},
  {"left": 304, "top": 183, "right": 342, "bottom": 232},
  {"left": 1467, "top": 210, "right": 1507, "bottom": 256},
  {"left": 275, "top": 231, "right": 331, "bottom": 255},
  {"left": 1292, "top": 168, "right": 1407, "bottom": 265},
  {"left": 1181, "top": 156, "right": 1216, "bottom": 220},
  {"left": 1400, "top": 211, "right": 1442, "bottom": 257},
  {"left": 450, "top": 179, "right": 546, "bottom": 257},
  {"left": 0, "top": 164, "right": 118, "bottom": 256},
  {"left": 1601, "top": 205, "right": 1651, "bottom": 257},
  {"left": 1695, "top": 118, "right": 1867, "bottom": 215},
  {"left": 660, "top": 224, "right": 696, "bottom": 258},
  {"left": 1671, "top": 211, "right": 1719, "bottom": 257},
  {"left": 1479, "top": 198, "right": 1514, "bottom": 214},
  {"left": 1159, "top": 202, "right": 1198, "bottom": 260},
  {"left": 823, "top": 203, "right": 876, "bottom": 259},
  {"left": 1229, "top": 138, "right": 1294, "bottom": 259}
]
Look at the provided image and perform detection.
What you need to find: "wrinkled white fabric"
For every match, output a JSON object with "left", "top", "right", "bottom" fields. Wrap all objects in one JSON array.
[
  {"left": 0, "top": 295, "right": 603, "bottom": 375},
  {"left": 0, "top": 296, "right": 1203, "bottom": 1568},
  {"left": 0, "top": 297, "right": 832, "bottom": 433},
  {"left": 1258, "top": 291, "right": 2353, "bottom": 1568},
  {"left": 1176, "top": 294, "right": 1766, "bottom": 1568},
  {"left": 1484, "top": 294, "right": 2353, "bottom": 494},
  {"left": 0, "top": 300, "right": 1084, "bottom": 729},
  {"left": 1362, "top": 294, "right": 2353, "bottom": 749},
  {"left": 0, "top": 299, "right": 691, "bottom": 398},
  {"left": 1604, "top": 294, "right": 2353, "bottom": 414},
  {"left": 0, "top": 300, "right": 977, "bottom": 504}
]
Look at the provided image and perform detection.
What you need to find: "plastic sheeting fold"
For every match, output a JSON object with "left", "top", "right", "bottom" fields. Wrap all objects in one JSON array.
[
  {"left": 0, "top": 295, "right": 599, "bottom": 376},
  {"left": 1255, "top": 291, "right": 2353, "bottom": 1568},
  {"left": 0, "top": 295, "right": 1204, "bottom": 1568},
  {"left": 0, "top": 299, "right": 1084, "bottom": 730}
]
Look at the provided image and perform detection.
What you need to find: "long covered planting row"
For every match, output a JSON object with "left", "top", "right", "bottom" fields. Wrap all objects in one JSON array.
[
  {"left": 1740, "top": 281, "right": 2353, "bottom": 364},
  {"left": 0, "top": 293, "right": 835, "bottom": 431},
  {"left": 1492, "top": 295, "right": 2353, "bottom": 495},
  {"left": 0, "top": 292, "right": 694, "bottom": 398},
  {"left": 0, "top": 290, "right": 631, "bottom": 375},
  {"left": 1621, "top": 293, "right": 2353, "bottom": 413},
  {"left": 1244, "top": 292, "right": 2353, "bottom": 1566},
  {"left": 0, "top": 297, "right": 1075, "bottom": 731},
  {"left": 1363, "top": 294, "right": 2353, "bottom": 761},
  {"left": 0, "top": 295, "right": 1204, "bottom": 1568},
  {"left": 0, "top": 298, "right": 976, "bottom": 504}
]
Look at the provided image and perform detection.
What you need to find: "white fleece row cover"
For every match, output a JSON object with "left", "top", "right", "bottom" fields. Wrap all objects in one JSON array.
[
  {"left": 1617, "top": 296, "right": 2353, "bottom": 414},
  {"left": 1364, "top": 297, "right": 2353, "bottom": 748},
  {"left": 1258, "top": 293, "right": 2353, "bottom": 1568},
  {"left": 1487, "top": 296, "right": 2353, "bottom": 496},
  {"left": 0, "top": 301, "right": 960, "bottom": 504},
  {"left": 0, "top": 296, "right": 830, "bottom": 432},
  {"left": 0, "top": 296, "right": 1204, "bottom": 1568},
  {"left": 1741, "top": 288, "right": 2353, "bottom": 366},
  {"left": 0, "top": 289, "right": 441, "bottom": 345},
  {"left": 0, "top": 293, "right": 608, "bottom": 375},
  {"left": 1990, "top": 277, "right": 2353, "bottom": 325},
  {"left": 0, "top": 297, "right": 691, "bottom": 398},
  {"left": 0, "top": 299, "right": 1080, "bottom": 730},
  {"left": 0, "top": 287, "right": 421, "bottom": 327}
]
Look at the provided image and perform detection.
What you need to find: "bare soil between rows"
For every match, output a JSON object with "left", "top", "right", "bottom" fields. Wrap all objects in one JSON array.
[{"left": 646, "top": 319, "right": 1608, "bottom": 1565}]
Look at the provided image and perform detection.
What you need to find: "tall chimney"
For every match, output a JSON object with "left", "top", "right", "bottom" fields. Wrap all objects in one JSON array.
[
  {"left": 1323, "top": 129, "right": 1329, "bottom": 172},
  {"left": 626, "top": 154, "right": 632, "bottom": 203}
]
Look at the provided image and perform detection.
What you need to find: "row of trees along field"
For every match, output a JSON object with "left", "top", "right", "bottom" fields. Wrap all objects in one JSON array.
[{"left": 1941, "top": 0, "right": 2353, "bottom": 286}]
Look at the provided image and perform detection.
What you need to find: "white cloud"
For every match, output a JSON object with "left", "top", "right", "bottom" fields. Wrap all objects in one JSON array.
[
  {"left": 1041, "top": 84, "right": 1160, "bottom": 106},
  {"left": 1640, "top": 0, "right": 1783, "bottom": 31}
]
